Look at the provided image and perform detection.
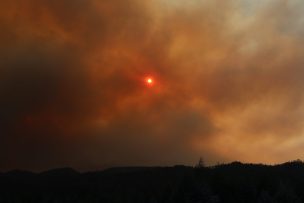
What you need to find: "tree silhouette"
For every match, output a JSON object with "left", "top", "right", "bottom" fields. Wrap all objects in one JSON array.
[{"left": 195, "top": 157, "right": 205, "bottom": 168}]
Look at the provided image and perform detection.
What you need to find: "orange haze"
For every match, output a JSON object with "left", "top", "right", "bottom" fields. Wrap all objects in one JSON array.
[{"left": 1, "top": 0, "right": 304, "bottom": 171}]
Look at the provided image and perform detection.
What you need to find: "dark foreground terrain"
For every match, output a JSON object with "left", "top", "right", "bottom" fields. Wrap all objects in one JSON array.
[{"left": 1, "top": 161, "right": 304, "bottom": 203}]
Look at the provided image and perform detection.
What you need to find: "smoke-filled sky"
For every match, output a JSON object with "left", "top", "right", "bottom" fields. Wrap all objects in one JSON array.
[{"left": 1, "top": 0, "right": 304, "bottom": 171}]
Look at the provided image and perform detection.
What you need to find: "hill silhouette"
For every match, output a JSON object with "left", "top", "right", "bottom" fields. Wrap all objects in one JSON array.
[{"left": 1, "top": 161, "right": 304, "bottom": 202}]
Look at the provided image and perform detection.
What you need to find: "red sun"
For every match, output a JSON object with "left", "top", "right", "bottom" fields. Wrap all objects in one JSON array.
[{"left": 145, "top": 77, "right": 154, "bottom": 86}]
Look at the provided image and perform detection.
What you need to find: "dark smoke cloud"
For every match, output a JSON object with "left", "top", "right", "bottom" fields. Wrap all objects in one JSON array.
[{"left": 1, "top": 0, "right": 304, "bottom": 171}]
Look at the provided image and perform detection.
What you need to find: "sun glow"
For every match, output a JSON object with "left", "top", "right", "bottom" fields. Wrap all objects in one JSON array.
[{"left": 145, "top": 77, "right": 154, "bottom": 86}]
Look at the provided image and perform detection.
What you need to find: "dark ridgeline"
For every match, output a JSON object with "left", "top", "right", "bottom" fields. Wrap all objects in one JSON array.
[{"left": 1, "top": 160, "right": 304, "bottom": 202}]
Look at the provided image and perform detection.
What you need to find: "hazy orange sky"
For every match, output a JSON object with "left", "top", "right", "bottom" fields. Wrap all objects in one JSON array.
[{"left": 1, "top": 0, "right": 304, "bottom": 171}]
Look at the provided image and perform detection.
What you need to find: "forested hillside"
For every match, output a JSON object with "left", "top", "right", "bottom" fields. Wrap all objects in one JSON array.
[{"left": 1, "top": 161, "right": 304, "bottom": 203}]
